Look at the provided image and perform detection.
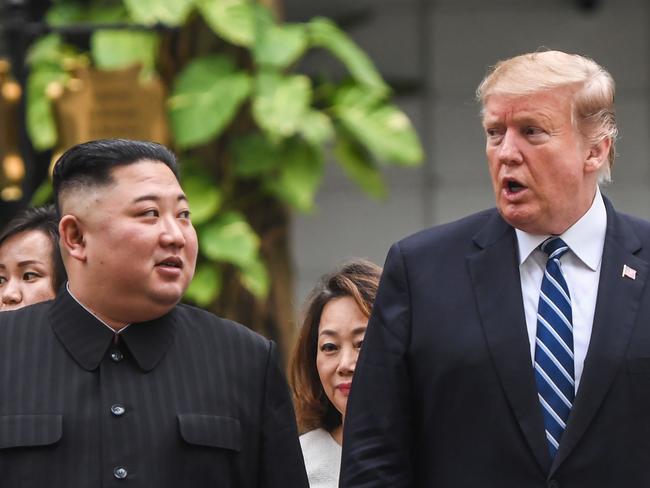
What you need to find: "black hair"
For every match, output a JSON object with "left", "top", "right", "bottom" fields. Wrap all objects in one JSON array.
[
  {"left": 0, "top": 204, "right": 67, "bottom": 291},
  {"left": 52, "top": 139, "right": 179, "bottom": 213}
]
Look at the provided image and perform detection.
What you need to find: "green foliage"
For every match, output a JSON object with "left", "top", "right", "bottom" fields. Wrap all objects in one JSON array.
[
  {"left": 182, "top": 172, "right": 222, "bottom": 225},
  {"left": 124, "top": 0, "right": 194, "bottom": 25},
  {"left": 264, "top": 139, "right": 324, "bottom": 212},
  {"left": 25, "top": 34, "right": 74, "bottom": 150},
  {"left": 334, "top": 86, "right": 423, "bottom": 165},
  {"left": 185, "top": 264, "right": 222, "bottom": 306},
  {"left": 23, "top": 0, "right": 424, "bottom": 307},
  {"left": 239, "top": 257, "right": 270, "bottom": 298},
  {"left": 169, "top": 55, "right": 252, "bottom": 148},
  {"left": 252, "top": 71, "right": 311, "bottom": 140},
  {"left": 91, "top": 30, "right": 159, "bottom": 77},
  {"left": 200, "top": 211, "right": 260, "bottom": 267},
  {"left": 253, "top": 23, "right": 308, "bottom": 69},
  {"left": 335, "top": 135, "right": 387, "bottom": 199},
  {"left": 308, "top": 17, "right": 389, "bottom": 96},
  {"left": 198, "top": 0, "right": 273, "bottom": 47}
]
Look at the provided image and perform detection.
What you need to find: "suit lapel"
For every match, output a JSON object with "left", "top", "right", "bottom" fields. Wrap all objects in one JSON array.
[
  {"left": 550, "top": 200, "right": 647, "bottom": 474},
  {"left": 467, "top": 211, "right": 552, "bottom": 474}
]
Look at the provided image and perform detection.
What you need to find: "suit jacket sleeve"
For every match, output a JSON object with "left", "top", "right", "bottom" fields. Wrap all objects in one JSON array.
[
  {"left": 340, "top": 242, "right": 414, "bottom": 488},
  {"left": 258, "top": 340, "right": 309, "bottom": 488}
]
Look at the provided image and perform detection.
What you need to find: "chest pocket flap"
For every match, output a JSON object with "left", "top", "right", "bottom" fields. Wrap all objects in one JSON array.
[
  {"left": 0, "top": 414, "right": 62, "bottom": 449},
  {"left": 178, "top": 414, "right": 242, "bottom": 452}
]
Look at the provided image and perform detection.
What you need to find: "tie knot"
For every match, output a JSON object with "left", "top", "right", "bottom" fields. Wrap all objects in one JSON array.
[{"left": 541, "top": 237, "right": 569, "bottom": 259}]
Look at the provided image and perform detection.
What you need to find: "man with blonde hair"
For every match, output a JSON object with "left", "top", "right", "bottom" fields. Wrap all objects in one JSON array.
[{"left": 341, "top": 50, "right": 650, "bottom": 487}]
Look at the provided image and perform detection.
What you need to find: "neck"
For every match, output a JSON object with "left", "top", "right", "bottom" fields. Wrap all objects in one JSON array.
[
  {"left": 331, "top": 424, "right": 343, "bottom": 445},
  {"left": 66, "top": 282, "right": 129, "bottom": 331}
]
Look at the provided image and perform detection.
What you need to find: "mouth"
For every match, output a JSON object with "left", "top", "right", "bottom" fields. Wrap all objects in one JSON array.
[
  {"left": 337, "top": 382, "right": 352, "bottom": 392},
  {"left": 156, "top": 256, "right": 183, "bottom": 269},
  {"left": 503, "top": 177, "right": 527, "bottom": 194}
]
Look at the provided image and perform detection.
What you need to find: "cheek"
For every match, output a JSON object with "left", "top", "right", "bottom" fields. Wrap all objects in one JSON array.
[
  {"left": 486, "top": 152, "right": 500, "bottom": 181},
  {"left": 315, "top": 355, "right": 334, "bottom": 386},
  {"left": 27, "top": 281, "right": 56, "bottom": 302}
]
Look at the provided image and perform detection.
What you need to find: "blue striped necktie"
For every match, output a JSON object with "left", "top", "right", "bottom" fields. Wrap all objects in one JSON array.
[{"left": 534, "top": 237, "right": 575, "bottom": 459}]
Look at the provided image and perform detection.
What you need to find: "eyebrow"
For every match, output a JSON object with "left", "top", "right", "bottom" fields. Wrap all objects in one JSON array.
[
  {"left": 319, "top": 326, "right": 368, "bottom": 337},
  {"left": 132, "top": 194, "right": 188, "bottom": 204},
  {"left": 0, "top": 260, "right": 46, "bottom": 269}
]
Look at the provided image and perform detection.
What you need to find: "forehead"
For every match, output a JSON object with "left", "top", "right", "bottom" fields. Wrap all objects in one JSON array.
[
  {"left": 60, "top": 160, "right": 184, "bottom": 217},
  {"left": 318, "top": 296, "right": 368, "bottom": 334},
  {"left": 0, "top": 230, "right": 52, "bottom": 262},
  {"left": 482, "top": 89, "right": 573, "bottom": 125},
  {"left": 109, "top": 160, "right": 179, "bottom": 188}
]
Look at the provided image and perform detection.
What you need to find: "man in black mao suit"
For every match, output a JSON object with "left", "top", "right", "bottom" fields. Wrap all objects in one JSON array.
[
  {"left": 341, "top": 51, "right": 650, "bottom": 487},
  {"left": 0, "top": 139, "right": 308, "bottom": 487}
]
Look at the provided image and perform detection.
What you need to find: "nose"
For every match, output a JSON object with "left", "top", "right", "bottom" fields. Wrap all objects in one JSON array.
[
  {"left": 498, "top": 130, "right": 523, "bottom": 165},
  {"left": 1, "top": 280, "right": 22, "bottom": 307},
  {"left": 337, "top": 346, "right": 358, "bottom": 376},
  {"left": 159, "top": 216, "right": 186, "bottom": 249}
]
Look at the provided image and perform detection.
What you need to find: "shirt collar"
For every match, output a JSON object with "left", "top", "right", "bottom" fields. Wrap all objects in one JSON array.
[
  {"left": 515, "top": 187, "right": 607, "bottom": 270},
  {"left": 50, "top": 287, "right": 177, "bottom": 372}
]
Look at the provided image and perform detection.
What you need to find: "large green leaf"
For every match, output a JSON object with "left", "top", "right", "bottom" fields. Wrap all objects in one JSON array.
[
  {"left": 27, "top": 34, "right": 73, "bottom": 66},
  {"left": 300, "top": 110, "right": 334, "bottom": 146},
  {"left": 45, "top": 1, "right": 85, "bottom": 25},
  {"left": 26, "top": 67, "right": 69, "bottom": 151},
  {"left": 308, "top": 17, "right": 389, "bottom": 96},
  {"left": 231, "top": 133, "right": 280, "bottom": 177},
  {"left": 253, "top": 23, "right": 308, "bottom": 69},
  {"left": 335, "top": 86, "right": 423, "bottom": 165},
  {"left": 91, "top": 30, "right": 159, "bottom": 77},
  {"left": 185, "top": 263, "right": 221, "bottom": 306},
  {"left": 199, "top": 212, "right": 259, "bottom": 267},
  {"left": 182, "top": 173, "right": 222, "bottom": 225},
  {"left": 198, "top": 0, "right": 273, "bottom": 47},
  {"left": 239, "top": 257, "right": 269, "bottom": 298},
  {"left": 47, "top": 1, "right": 128, "bottom": 24},
  {"left": 124, "top": 0, "right": 194, "bottom": 25},
  {"left": 335, "top": 134, "right": 387, "bottom": 199},
  {"left": 168, "top": 55, "right": 252, "bottom": 148},
  {"left": 265, "top": 139, "right": 324, "bottom": 212},
  {"left": 252, "top": 72, "right": 312, "bottom": 139}
]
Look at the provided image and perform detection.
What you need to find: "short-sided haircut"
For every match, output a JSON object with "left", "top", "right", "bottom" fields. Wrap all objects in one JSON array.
[{"left": 52, "top": 139, "right": 179, "bottom": 213}]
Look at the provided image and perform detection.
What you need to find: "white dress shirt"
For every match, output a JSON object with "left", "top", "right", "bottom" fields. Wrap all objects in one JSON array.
[{"left": 516, "top": 188, "right": 606, "bottom": 393}]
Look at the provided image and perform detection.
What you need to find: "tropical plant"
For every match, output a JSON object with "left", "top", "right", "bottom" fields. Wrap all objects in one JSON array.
[{"left": 24, "top": 0, "right": 423, "bottom": 359}]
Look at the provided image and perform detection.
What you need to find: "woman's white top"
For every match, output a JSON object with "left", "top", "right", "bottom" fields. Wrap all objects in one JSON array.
[{"left": 299, "top": 428, "right": 342, "bottom": 488}]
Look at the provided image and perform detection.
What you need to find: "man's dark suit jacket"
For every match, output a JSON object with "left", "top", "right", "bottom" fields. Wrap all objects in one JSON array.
[
  {"left": 0, "top": 289, "right": 308, "bottom": 487},
  {"left": 341, "top": 198, "right": 650, "bottom": 488}
]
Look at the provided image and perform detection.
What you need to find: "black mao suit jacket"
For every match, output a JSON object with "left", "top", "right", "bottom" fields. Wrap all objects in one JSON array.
[
  {"left": 341, "top": 197, "right": 650, "bottom": 488},
  {"left": 0, "top": 289, "right": 308, "bottom": 488}
]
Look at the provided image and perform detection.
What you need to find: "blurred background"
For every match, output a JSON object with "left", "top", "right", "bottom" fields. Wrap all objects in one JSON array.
[{"left": 1, "top": 0, "right": 647, "bottom": 361}]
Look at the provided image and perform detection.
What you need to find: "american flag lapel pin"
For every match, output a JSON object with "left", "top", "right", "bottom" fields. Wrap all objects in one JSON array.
[{"left": 622, "top": 264, "right": 637, "bottom": 280}]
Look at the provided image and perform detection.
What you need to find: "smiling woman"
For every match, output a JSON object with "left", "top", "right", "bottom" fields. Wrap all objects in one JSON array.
[
  {"left": 0, "top": 205, "right": 66, "bottom": 311},
  {"left": 289, "top": 259, "right": 382, "bottom": 488}
]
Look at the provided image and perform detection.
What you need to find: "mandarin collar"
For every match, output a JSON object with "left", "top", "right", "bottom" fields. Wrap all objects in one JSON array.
[{"left": 50, "top": 288, "right": 177, "bottom": 372}]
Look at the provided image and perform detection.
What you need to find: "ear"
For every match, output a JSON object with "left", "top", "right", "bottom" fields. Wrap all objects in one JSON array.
[
  {"left": 59, "top": 215, "right": 87, "bottom": 262},
  {"left": 584, "top": 137, "right": 612, "bottom": 175}
]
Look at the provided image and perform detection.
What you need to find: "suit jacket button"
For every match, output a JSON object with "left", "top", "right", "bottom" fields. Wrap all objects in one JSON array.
[
  {"left": 110, "top": 350, "right": 123, "bottom": 362},
  {"left": 548, "top": 480, "right": 560, "bottom": 488},
  {"left": 111, "top": 404, "right": 126, "bottom": 416},
  {"left": 114, "top": 467, "right": 128, "bottom": 479}
]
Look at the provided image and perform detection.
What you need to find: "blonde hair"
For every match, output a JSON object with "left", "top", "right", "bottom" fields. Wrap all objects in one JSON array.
[{"left": 477, "top": 50, "right": 617, "bottom": 183}]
